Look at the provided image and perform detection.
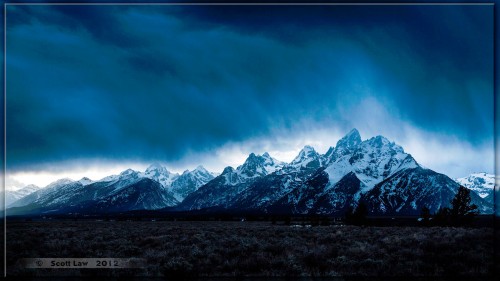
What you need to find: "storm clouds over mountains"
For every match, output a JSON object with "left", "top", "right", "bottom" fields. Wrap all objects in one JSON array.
[{"left": 6, "top": 5, "right": 493, "bottom": 179}]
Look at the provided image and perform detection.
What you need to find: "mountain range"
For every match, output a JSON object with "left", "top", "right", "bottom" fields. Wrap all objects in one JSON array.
[{"left": 6, "top": 129, "right": 494, "bottom": 216}]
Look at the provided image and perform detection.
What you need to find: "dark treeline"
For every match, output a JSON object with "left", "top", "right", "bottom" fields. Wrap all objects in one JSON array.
[{"left": 7, "top": 213, "right": 494, "bottom": 228}]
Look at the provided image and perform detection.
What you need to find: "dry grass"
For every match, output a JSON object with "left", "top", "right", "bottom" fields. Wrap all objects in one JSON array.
[{"left": 6, "top": 221, "right": 495, "bottom": 278}]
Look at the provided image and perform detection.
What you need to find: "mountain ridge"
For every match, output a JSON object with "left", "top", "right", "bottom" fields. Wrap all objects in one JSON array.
[{"left": 6, "top": 129, "right": 493, "bottom": 216}]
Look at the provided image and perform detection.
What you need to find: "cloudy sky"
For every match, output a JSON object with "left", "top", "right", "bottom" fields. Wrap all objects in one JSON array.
[{"left": 5, "top": 4, "right": 493, "bottom": 189}]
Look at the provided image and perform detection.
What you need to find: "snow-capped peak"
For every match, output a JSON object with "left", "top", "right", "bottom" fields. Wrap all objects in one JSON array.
[
  {"left": 222, "top": 166, "right": 235, "bottom": 175},
  {"left": 322, "top": 129, "right": 363, "bottom": 165},
  {"left": 190, "top": 165, "right": 215, "bottom": 179},
  {"left": 169, "top": 165, "right": 216, "bottom": 201},
  {"left": 324, "top": 132, "right": 418, "bottom": 193},
  {"left": 142, "top": 163, "right": 179, "bottom": 188},
  {"left": 336, "top": 128, "right": 362, "bottom": 150},
  {"left": 239, "top": 152, "right": 285, "bottom": 176},
  {"left": 78, "top": 177, "right": 93, "bottom": 186},
  {"left": 365, "top": 135, "right": 403, "bottom": 152},
  {"left": 455, "top": 172, "right": 494, "bottom": 198},
  {"left": 289, "top": 145, "right": 321, "bottom": 169},
  {"left": 120, "top": 169, "right": 138, "bottom": 176},
  {"left": 193, "top": 165, "right": 209, "bottom": 174},
  {"left": 99, "top": 174, "right": 120, "bottom": 182},
  {"left": 302, "top": 145, "right": 315, "bottom": 152},
  {"left": 222, "top": 166, "right": 240, "bottom": 185},
  {"left": 261, "top": 152, "right": 285, "bottom": 173},
  {"left": 117, "top": 169, "right": 142, "bottom": 184}
]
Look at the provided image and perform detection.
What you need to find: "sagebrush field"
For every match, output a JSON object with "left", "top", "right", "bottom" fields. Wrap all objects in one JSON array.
[{"left": 6, "top": 220, "right": 496, "bottom": 278}]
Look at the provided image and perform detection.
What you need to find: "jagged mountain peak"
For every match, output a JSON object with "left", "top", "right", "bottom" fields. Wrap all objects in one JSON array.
[
  {"left": 291, "top": 145, "right": 319, "bottom": 163},
  {"left": 361, "top": 135, "right": 404, "bottom": 154},
  {"left": 222, "top": 166, "right": 235, "bottom": 175},
  {"left": 238, "top": 152, "right": 282, "bottom": 178},
  {"left": 336, "top": 128, "right": 362, "bottom": 149},
  {"left": 142, "top": 163, "right": 178, "bottom": 188},
  {"left": 303, "top": 145, "right": 315, "bottom": 151},
  {"left": 323, "top": 129, "right": 363, "bottom": 165},
  {"left": 144, "top": 163, "right": 176, "bottom": 177},
  {"left": 188, "top": 165, "right": 215, "bottom": 179},
  {"left": 193, "top": 165, "right": 208, "bottom": 173},
  {"left": 170, "top": 165, "right": 216, "bottom": 202},
  {"left": 120, "top": 168, "right": 140, "bottom": 177},
  {"left": 367, "top": 135, "right": 390, "bottom": 145},
  {"left": 325, "top": 134, "right": 418, "bottom": 193},
  {"left": 297, "top": 145, "right": 318, "bottom": 156},
  {"left": 287, "top": 145, "right": 321, "bottom": 171},
  {"left": 180, "top": 166, "right": 205, "bottom": 175},
  {"left": 113, "top": 169, "right": 143, "bottom": 188}
]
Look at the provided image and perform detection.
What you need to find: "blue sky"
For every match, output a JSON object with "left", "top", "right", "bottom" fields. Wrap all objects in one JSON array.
[{"left": 5, "top": 4, "right": 494, "bottom": 188}]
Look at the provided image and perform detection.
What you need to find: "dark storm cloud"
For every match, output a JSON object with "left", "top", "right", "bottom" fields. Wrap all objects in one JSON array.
[
  {"left": 179, "top": 5, "right": 493, "bottom": 141},
  {"left": 6, "top": 4, "right": 493, "bottom": 171}
]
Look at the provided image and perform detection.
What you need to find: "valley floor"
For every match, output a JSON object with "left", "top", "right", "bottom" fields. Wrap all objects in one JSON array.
[{"left": 5, "top": 220, "right": 497, "bottom": 278}]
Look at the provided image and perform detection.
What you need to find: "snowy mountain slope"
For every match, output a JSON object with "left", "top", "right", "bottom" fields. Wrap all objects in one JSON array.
[
  {"left": 285, "top": 145, "right": 321, "bottom": 172},
  {"left": 8, "top": 164, "right": 216, "bottom": 214},
  {"left": 269, "top": 168, "right": 331, "bottom": 214},
  {"left": 181, "top": 146, "right": 326, "bottom": 211},
  {"left": 455, "top": 172, "right": 494, "bottom": 199},
  {"left": 237, "top": 152, "right": 285, "bottom": 179},
  {"left": 75, "top": 178, "right": 179, "bottom": 213},
  {"left": 362, "top": 167, "right": 493, "bottom": 215},
  {"left": 177, "top": 167, "right": 251, "bottom": 210},
  {"left": 261, "top": 152, "right": 285, "bottom": 173},
  {"left": 322, "top": 128, "right": 362, "bottom": 166},
  {"left": 267, "top": 130, "right": 421, "bottom": 214},
  {"left": 7, "top": 174, "right": 179, "bottom": 215},
  {"left": 324, "top": 135, "right": 419, "bottom": 193},
  {"left": 142, "top": 163, "right": 179, "bottom": 188},
  {"left": 178, "top": 152, "right": 285, "bottom": 210},
  {"left": 232, "top": 146, "right": 332, "bottom": 210},
  {"left": 230, "top": 171, "right": 307, "bottom": 210},
  {"left": 8, "top": 178, "right": 76, "bottom": 208},
  {"left": 78, "top": 177, "right": 94, "bottom": 186},
  {"left": 277, "top": 145, "right": 322, "bottom": 174},
  {"left": 177, "top": 129, "right": 493, "bottom": 215},
  {"left": 7, "top": 181, "right": 87, "bottom": 214},
  {"left": 267, "top": 129, "right": 492, "bottom": 215},
  {"left": 170, "top": 165, "right": 215, "bottom": 201},
  {"left": 5, "top": 184, "right": 41, "bottom": 207},
  {"left": 6, "top": 129, "right": 493, "bottom": 216},
  {"left": 45, "top": 178, "right": 75, "bottom": 189},
  {"left": 310, "top": 172, "right": 363, "bottom": 215}
]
